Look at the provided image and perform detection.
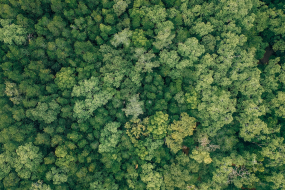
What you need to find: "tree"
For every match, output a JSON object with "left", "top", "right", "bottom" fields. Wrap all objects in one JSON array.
[
  {"left": 132, "top": 29, "right": 151, "bottom": 49},
  {"left": 30, "top": 180, "right": 52, "bottom": 190},
  {"left": 161, "top": 161, "right": 193, "bottom": 190},
  {"left": 89, "top": 172, "right": 119, "bottom": 190},
  {"left": 26, "top": 99, "right": 60, "bottom": 124},
  {"left": 177, "top": 37, "right": 205, "bottom": 63},
  {"left": 133, "top": 48, "right": 160, "bottom": 73},
  {"left": 110, "top": 28, "right": 132, "bottom": 48},
  {"left": 122, "top": 94, "right": 144, "bottom": 119},
  {"left": 71, "top": 76, "right": 115, "bottom": 122},
  {"left": 0, "top": 19, "right": 27, "bottom": 45},
  {"left": 153, "top": 21, "right": 175, "bottom": 50},
  {"left": 0, "top": 151, "right": 12, "bottom": 181},
  {"left": 141, "top": 5, "right": 167, "bottom": 24},
  {"left": 165, "top": 112, "right": 196, "bottom": 154},
  {"left": 191, "top": 22, "right": 214, "bottom": 37},
  {"left": 13, "top": 142, "right": 43, "bottom": 179},
  {"left": 98, "top": 122, "right": 122, "bottom": 154},
  {"left": 17, "top": 0, "right": 43, "bottom": 16},
  {"left": 124, "top": 117, "right": 149, "bottom": 145},
  {"left": 140, "top": 163, "right": 163, "bottom": 190},
  {"left": 55, "top": 67, "right": 76, "bottom": 90},
  {"left": 46, "top": 167, "right": 68, "bottom": 185},
  {"left": 113, "top": 0, "right": 128, "bottom": 17},
  {"left": 4, "top": 81, "right": 22, "bottom": 105},
  {"left": 47, "top": 16, "right": 67, "bottom": 37},
  {"left": 197, "top": 86, "right": 237, "bottom": 137},
  {"left": 266, "top": 172, "right": 285, "bottom": 190},
  {"left": 147, "top": 111, "right": 169, "bottom": 140},
  {"left": 0, "top": 4, "right": 17, "bottom": 19}
]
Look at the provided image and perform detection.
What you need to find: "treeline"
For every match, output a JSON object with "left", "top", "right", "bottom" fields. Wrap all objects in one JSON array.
[{"left": 0, "top": 0, "right": 285, "bottom": 189}]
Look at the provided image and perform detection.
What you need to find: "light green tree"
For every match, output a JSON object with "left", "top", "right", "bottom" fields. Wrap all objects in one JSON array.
[
  {"left": 13, "top": 142, "right": 43, "bottom": 179},
  {"left": 134, "top": 48, "right": 160, "bottom": 73},
  {"left": 147, "top": 111, "right": 169, "bottom": 140},
  {"left": 177, "top": 37, "right": 205, "bottom": 63},
  {"left": 110, "top": 28, "right": 132, "bottom": 48},
  {"left": 113, "top": 0, "right": 128, "bottom": 17},
  {"left": 122, "top": 94, "right": 144, "bottom": 119},
  {"left": 266, "top": 172, "right": 285, "bottom": 190},
  {"left": 153, "top": 21, "right": 175, "bottom": 50},
  {"left": 71, "top": 76, "right": 115, "bottom": 122},
  {"left": 165, "top": 112, "right": 196, "bottom": 154},
  {"left": 46, "top": 167, "right": 68, "bottom": 185},
  {"left": 55, "top": 67, "right": 76, "bottom": 90},
  {"left": 140, "top": 163, "right": 163, "bottom": 190},
  {"left": 30, "top": 180, "right": 52, "bottom": 190},
  {"left": 98, "top": 122, "right": 122, "bottom": 154},
  {"left": 0, "top": 19, "right": 27, "bottom": 45},
  {"left": 26, "top": 100, "right": 60, "bottom": 124}
]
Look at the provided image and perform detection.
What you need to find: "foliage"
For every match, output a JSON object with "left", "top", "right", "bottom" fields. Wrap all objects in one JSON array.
[
  {"left": 0, "top": 0, "right": 285, "bottom": 189},
  {"left": 13, "top": 142, "right": 43, "bottom": 179},
  {"left": 122, "top": 94, "right": 144, "bottom": 119},
  {"left": 165, "top": 112, "right": 196, "bottom": 154},
  {"left": 98, "top": 122, "right": 122, "bottom": 154},
  {"left": 71, "top": 76, "right": 115, "bottom": 122},
  {"left": 0, "top": 19, "right": 27, "bottom": 45},
  {"left": 147, "top": 111, "right": 169, "bottom": 140}
]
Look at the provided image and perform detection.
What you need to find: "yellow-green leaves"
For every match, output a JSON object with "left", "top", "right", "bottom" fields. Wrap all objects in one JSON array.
[
  {"left": 269, "top": 91, "right": 285, "bottom": 118},
  {"left": 178, "top": 37, "right": 205, "bottom": 58},
  {"left": 125, "top": 118, "right": 149, "bottom": 144},
  {"left": 190, "top": 149, "right": 212, "bottom": 164},
  {"left": 26, "top": 100, "right": 60, "bottom": 124},
  {"left": 0, "top": 19, "right": 27, "bottom": 45},
  {"left": 148, "top": 111, "right": 169, "bottom": 140},
  {"left": 98, "top": 122, "right": 122, "bottom": 154},
  {"left": 46, "top": 167, "right": 68, "bottom": 185},
  {"left": 140, "top": 163, "right": 163, "bottom": 190},
  {"left": 165, "top": 112, "right": 196, "bottom": 154},
  {"left": 132, "top": 29, "right": 151, "bottom": 49},
  {"left": 55, "top": 67, "right": 76, "bottom": 90},
  {"left": 14, "top": 142, "right": 43, "bottom": 179}
]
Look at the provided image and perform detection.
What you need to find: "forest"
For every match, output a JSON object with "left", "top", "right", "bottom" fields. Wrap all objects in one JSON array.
[{"left": 0, "top": 0, "right": 285, "bottom": 189}]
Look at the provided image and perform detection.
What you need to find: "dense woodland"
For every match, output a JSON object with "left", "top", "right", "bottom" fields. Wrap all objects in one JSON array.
[{"left": 0, "top": 0, "right": 285, "bottom": 189}]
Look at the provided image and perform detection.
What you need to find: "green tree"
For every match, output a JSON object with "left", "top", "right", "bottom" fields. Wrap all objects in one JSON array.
[
  {"left": 110, "top": 28, "right": 132, "bottom": 48},
  {"left": 55, "top": 67, "right": 76, "bottom": 90},
  {"left": 47, "top": 15, "right": 66, "bottom": 37},
  {"left": 132, "top": 29, "right": 151, "bottom": 49},
  {"left": 153, "top": 21, "right": 175, "bottom": 50},
  {"left": 147, "top": 111, "right": 169, "bottom": 140},
  {"left": 13, "top": 142, "right": 43, "bottom": 179},
  {"left": 266, "top": 172, "right": 285, "bottom": 190},
  {"left": 46, "top": 167, "right": 68, "bottom": 185},
  {"left": 113, "top": 0, "right": 128, "bottom": 17},
  {"left": 133, "top": 48, "right": 160, "bottom": 73},
  {"left": 177, "top": 37, "right": 205, "bottom": 63},
  {"left": 17, "top": 0, "right": 43, "bottom": 16},
  {"left": 165, "top": 112, "right": 196, "bottom": 154},
  {"left": 26, "top": 99, "right": 60, "bottom": 124},
  {"left": 122, "top": 94, "right": 144, "bottom": 119},
  {"left": 30, "top": 180, "right": 52, "bottom": 190},
  {"left": 98, "top": 122, "right": 122, "bottom": 154},
  {"left": 197, "top": 86, "right": 237, "bottom": 137},
  {"left": 0, "top": 19, "right": 27, "bottom": 45},
  {"left": 71, "top": 76, "right": 115, "bottom": 122},
  {"left": 140, "top": 163, "right": 163, "bottom": 190}
]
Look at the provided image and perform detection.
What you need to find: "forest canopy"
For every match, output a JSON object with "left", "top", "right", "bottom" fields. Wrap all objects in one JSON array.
[{"left": 0, "top": 0, "right": 285, "bottom": 189}]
